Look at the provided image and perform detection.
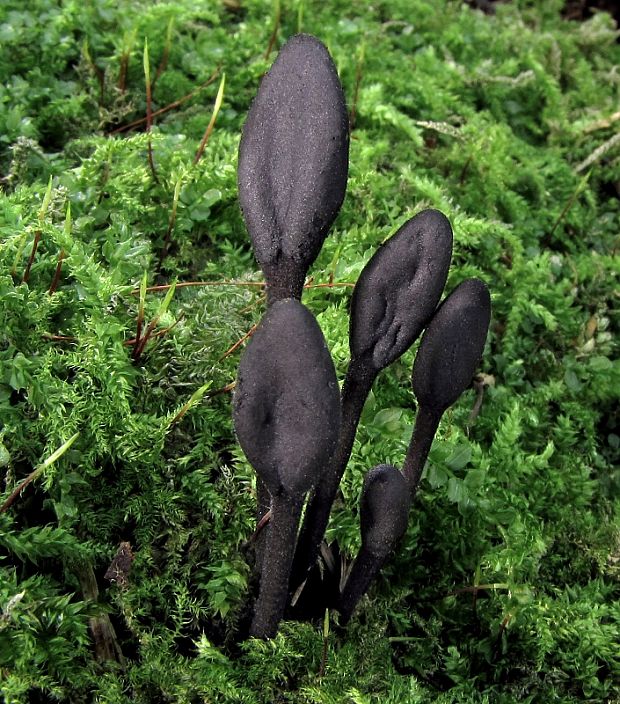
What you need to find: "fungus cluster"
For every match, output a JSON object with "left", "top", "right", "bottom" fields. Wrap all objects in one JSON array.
[{"left": 233, "top": 34, "right": 491, "bottom": 639}]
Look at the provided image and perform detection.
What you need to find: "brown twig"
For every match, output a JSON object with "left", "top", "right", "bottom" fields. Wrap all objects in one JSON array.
[
  {"left": 249, "top": 509, "right": 272, "bottom": 543},
  {"left": 218, "top": 323, "right": 258, "bottom": 361},
  {"left": 549, "top": 171, "right": 591, "bottom": 237},
  {"left": 42, "top": 333, "right": 77, "bottom": 343},
  {"left": 205, "top": 381, "right": 236, "bottom": 397},
  {"left": 125, "top": 315, "right": 183, "bottom": 347},
  {"left": 107, "top": 69, "right": 220, "bottom": 135},
  {"left": 131, "top": 280, "right": 356, "bottom": 295},
  {"left": 22, "top": 231, "right": 41, "bottom": 283},
  {"left": 0, "top": 466, "right": 44, "bottom": 514},
  {"left": 48, "top": 250, "right": 65, "bottom": 294}
]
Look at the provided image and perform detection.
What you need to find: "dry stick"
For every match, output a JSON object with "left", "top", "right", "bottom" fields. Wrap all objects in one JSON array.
[
  {"left": 218, "top": 323, "right": 258, "bottom": 361},
  {"left": 548, "top": 170, "right": 591, "bottom": 237},
  {"left": 108, "top": 69, "right": 221, "bottom": 135},
  {"left": 133, "top": 282, "right": 176, "bottom": 361},
  {"left": 43, "top": 333, "right": 76, "bottom": 343},
  {"left": 133, "top": 280, "right": 355, "bottom": 295},
  {"left": 126, "top": 314, "right": 183, "bottom": 347},
  {"left": 264, "top": 0, "right": 281, "bottom": 60},
  {"left": 194, "top": 73, "right": 226, "bottom": 165},
  {"left": 22, "top": 231, "right": 41, "bottom": 284}
]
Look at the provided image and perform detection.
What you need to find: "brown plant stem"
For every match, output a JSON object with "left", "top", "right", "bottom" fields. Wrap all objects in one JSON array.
[
  {"left": 264, "top": 0, "right": 281, "bottom": 60},
  {"left": 108, "top": 69, "right": 221, "bottom": 135},
  {"left": 22, "top": 231, "right": 41, "bottom": 283},
  {"left": 48, "top": 249, "right": 65, "bottom": 294},
  {"left": 132, "top": 279, "right": 355, "bottom": 295}
]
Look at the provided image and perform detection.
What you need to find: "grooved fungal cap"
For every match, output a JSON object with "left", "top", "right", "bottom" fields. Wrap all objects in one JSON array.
[
  {"left": 238, "top": 34, "right": 349, "bottom": 297},
  {"left": 412, "top": 278, "right": 491, "bottom": 413},
  {"left": 360, "top": 465, "right": 410, "bottom": 557},
  {"left": 349, "top": 209, "right": 453, "bottom": 371},
  {"left": 233, "top": 299, "right": 341, "bottom": 497}
]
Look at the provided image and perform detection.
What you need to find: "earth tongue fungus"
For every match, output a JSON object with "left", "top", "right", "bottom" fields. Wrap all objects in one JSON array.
[
  {"left": 233, "top": 300, "right": 340, "bottom": 638},
  {"left": 237, "top": 33, "right": 349, "bottom": 560},
  {"left": 237, "top": 33, "right": 349, "bottom": 304},
  {"left": 233, "top": 34, "right": 491, "bottom": 638},
  {"left": 291, "top": 208, "right": 453, "bottom": 590},
  {"left": 339, "top": 279, "right": 491, "bottom": 622}
]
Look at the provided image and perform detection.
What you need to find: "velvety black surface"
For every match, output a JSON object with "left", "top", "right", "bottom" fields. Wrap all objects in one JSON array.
[
  {"left": 360, "top": 464, "right": 411, "bottom": 557},
  {"left": 349, "top": 209, "right": 453, "bottom": 371},
  {"left": 412, "top": 278, "right": 491, "bottom": 413},
  {"left": 238, "top": 34, "right": 349, "bottom": 301},
  {"left": 232, "top": 299, "right": 341, "bottom": 497}
]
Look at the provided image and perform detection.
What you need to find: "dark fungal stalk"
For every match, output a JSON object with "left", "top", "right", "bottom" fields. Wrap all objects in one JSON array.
[
  {"left": 232, "top": 299, "right": 340, "bottom": 638},
  {"left": 291, "top": 209, "right": 453, "bottom": 590},
  {"left": 403, "top": 278, "right": 491, "bottom": 493}
]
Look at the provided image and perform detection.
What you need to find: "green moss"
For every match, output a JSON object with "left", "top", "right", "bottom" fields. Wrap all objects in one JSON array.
[{"left": 0, "top": 0, "right": 618, "bottom": 702}]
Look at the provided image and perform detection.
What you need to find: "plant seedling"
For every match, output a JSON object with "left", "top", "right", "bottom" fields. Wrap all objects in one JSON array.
[
  {"left": 233, "top": 298, "right": 341, "bottom": 638},
  {"left": 338, "top": 464, "right": 410, "bottom": 623},
  {"left": 237, "top": 34, "right": 349, "bottom": 304},
  {"left": 403, "top": 277, "right": 492, "bottom": 492},
  {"left": 291, "top": 209, "right": 453, "bottom": 589}
]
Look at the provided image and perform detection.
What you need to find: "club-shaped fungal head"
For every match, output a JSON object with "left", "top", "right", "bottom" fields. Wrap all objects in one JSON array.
[
  {"left": 238, "top": 34, "right": 350, "bottom": 301},
  {"left": 349, "top": 209, "right": 453, "bottom": 373},
  {"left": 412, "top": 278, "right": 491, "bottom": 414},
  {"left": 360, "top": 465, "right": 411, "bottom": 558},
  {"left": 233, "top": 299, "right": 341, "bottom": 498}
]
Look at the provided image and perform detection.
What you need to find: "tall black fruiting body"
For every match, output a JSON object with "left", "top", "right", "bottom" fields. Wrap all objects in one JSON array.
[
  {"left": 233, "top": 300, "right": 340, "bottom": 638},
  {"left": 234, "top": 34, "right": 348, "bottom": 639},
  {"left": 233, "top": 33, "right": 492, "bottom": 638},
  {"left": 238, "top": 34, "right": 349, "bottom": 304}
]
